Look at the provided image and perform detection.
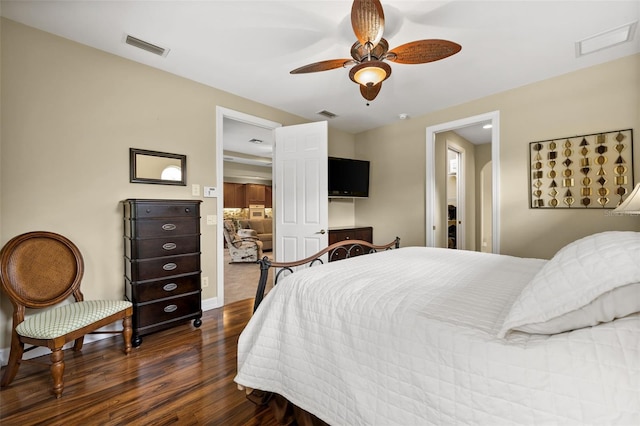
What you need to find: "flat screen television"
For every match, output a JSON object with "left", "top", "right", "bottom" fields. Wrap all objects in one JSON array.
[{"left": 328, "top": 157, "right": 370, "bottom": 198}]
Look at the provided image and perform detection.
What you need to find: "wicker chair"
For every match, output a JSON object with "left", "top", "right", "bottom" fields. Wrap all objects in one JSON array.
[{"left": 0, "top": 231, "right": 133, "bottom": 398}]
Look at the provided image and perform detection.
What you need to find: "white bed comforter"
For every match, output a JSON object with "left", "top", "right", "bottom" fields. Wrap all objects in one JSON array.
[{"left": 235, "top": 247, "right": 640, "bottom": 425}]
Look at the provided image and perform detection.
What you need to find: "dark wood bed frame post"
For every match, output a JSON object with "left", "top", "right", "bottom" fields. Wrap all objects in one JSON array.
[{"left": 253, "top": 257, "right": 272, "bottom": 312}]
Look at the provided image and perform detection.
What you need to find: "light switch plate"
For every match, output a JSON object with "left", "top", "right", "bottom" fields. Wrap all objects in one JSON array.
[
  {"left": 206, "top": 215, "right": 216, "bottom": 225},
  {"left": 191, "top": 184, "right": 200, "bottom": 196},
  {"left": 204, "top": 186, "right": 217, "bottom": 198}
]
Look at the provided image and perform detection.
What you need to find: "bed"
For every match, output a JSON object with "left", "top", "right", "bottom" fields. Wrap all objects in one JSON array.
[{"left": 235, "top": 231, "right": 640, "bottom": 425}]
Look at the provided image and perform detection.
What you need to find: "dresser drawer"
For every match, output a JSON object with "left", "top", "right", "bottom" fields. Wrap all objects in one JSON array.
[
  {"left": 125, "top": 253, "right": 200, "bottom": 282},
  {"left": 124, "top": 200, "right": 199, "bottom": 219},
  {"left": 126, "top": 274, "right": 200, "bottom": 303},
  {"left": 124, "top": 217, "right": 199, "bottom": 239},
  {"left": 124, "top": 235, "right": 200, "bottom": 259},
  {"left": 134, "top": 292, "right": 201, "bottom": 329}
]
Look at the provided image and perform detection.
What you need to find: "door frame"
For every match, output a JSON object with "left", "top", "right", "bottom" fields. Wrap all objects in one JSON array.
[
  {"left": 214, "top": 106, "right": 281, "bottom": 308},
  {"left": 425, "top": 110, "right": 501, "bottom": 253},
  {"left": 446, "top": 145, "right": 465, "bottom": 249}
]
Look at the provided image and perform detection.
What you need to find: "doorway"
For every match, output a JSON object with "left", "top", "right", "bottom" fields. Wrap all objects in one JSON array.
[
  {"left": 215, "top": 107, "right": 281, "bottom": 308},
  {"left": 446, "top": 146, "right": 463, "bottom": 249},
  {"left": 425, "top": 111, "right": 501, "bottom": 253}
]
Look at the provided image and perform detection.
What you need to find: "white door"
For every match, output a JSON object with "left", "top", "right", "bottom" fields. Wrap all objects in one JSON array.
[
  {"left": 274, "top": 121, "right": 329, "bottom": 263},
  {"left": 446, "top": 146, "right": 465, "bottom": 250}
]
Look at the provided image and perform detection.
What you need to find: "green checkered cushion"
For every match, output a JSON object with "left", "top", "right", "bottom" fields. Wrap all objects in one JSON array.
[{"left": 16, "top": 300, "right": 132, "bottom": 339}]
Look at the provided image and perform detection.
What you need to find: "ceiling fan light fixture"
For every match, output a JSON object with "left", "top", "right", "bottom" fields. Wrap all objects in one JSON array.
[
  {"left": 349, "top": 61, "right": 391, "bottom": 86},
  {"left": 290, "top": 0, "right": 460, "bottom": 102}
]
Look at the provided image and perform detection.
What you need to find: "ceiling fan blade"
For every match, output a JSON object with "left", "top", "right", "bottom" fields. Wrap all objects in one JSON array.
[
  {"left": 388, "top": 39, "right": 461, "bottom": 64},
  {"left": 351, "top": 0, "right": 385, "bottom": 48},
  {"left": 290, "top": 59, "right": 353, "bottom": 74},
  {"left": 360, "top": 82, "right": 382, "bottom": 101}
]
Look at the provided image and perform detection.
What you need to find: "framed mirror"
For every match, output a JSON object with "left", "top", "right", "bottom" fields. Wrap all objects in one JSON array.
[{"left": 130, "top": 148, "right": 187, "bottom": 186}]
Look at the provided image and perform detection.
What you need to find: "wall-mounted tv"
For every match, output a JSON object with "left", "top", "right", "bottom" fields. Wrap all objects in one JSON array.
[{"left": 328, "top": 157, "right": 370, "bottom": 198}]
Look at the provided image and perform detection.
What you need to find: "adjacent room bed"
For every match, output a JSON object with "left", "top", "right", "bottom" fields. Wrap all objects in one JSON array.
[{"left": 235, "top": 231, "right": 640, "bottom": 425}]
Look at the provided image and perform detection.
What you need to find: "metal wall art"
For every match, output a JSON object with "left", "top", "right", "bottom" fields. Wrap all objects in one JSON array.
[{"left": 529, "top": 129, "right": 634, "bottom": 209}]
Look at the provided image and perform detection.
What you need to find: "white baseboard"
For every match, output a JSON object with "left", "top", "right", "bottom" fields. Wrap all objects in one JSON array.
[
  {"left": 1, "top": 297, "right": 223, "bottom": 366},
  {"left": 202, "top": 296, "right": 221, "bottom": 311}
]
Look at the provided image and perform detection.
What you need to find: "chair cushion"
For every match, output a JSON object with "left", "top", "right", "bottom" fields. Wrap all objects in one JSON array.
[{"left": 16, "top": 300, "right": 132, "bottom": 339}]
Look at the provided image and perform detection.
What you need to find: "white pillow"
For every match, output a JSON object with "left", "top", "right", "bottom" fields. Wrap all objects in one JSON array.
[{"left": 499, "top": 231, "right": 640, "bottom": 338}]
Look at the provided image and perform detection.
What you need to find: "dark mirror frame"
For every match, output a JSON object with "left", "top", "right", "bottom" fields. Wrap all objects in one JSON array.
[{"left": 129, "top": 148, "right": 187, "bottom": 186}]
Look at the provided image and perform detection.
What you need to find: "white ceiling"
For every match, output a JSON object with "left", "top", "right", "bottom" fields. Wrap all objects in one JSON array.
[
  {"left": 2, "top": 1, "right": 638, "bottom": 141},
  {"left": 223, "top": 117, "right": 275, "bottom": 166}
]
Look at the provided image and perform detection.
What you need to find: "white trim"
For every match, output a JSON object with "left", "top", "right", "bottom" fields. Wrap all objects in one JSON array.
[
  {"left": 447, "top": 145, "right": 465, "bottom": 249},
  {"left": 425, "top": 111, "right": 501, "bottom": 253},
  {"left": 426, "top": 131, "right": 436, "bottom": 246},
  {"left": 201, "top": 296, "right": 219, "bottom": 312},
  {"left": 215, "top": 107, "right": 281, "bottom": 307}
]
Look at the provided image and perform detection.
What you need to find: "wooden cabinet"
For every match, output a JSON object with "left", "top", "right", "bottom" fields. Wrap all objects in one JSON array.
[
  {"left": 245, "top": 184, "right": 266, "bottom": 205},
  {"left": 123, "top": 199, "right": 202, "bottom": 347},
  {"left": 223, "top": 182, "right": 246, "bottom": 208},
  {"left": 328, "top": 226, "right": 373, "bottom": 262},
  {"left": 265, "top": 185, "right": 272, "bottom": 208},
  {"left": 223, "top": 183, "right": 272, "bottom": 208}
]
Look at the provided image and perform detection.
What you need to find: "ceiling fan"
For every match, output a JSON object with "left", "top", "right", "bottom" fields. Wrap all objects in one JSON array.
[{"left": 290, "top": 0, "right": 462, "bottom": 102}]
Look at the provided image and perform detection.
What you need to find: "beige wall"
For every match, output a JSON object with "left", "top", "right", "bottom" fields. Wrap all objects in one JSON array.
[
  {"left": 0, "top": 19, "right": 355, "bottom": 351},
  {"left": 355, "top": 53, "right": 639, "bottom": 255},
  {"left": 326, "top": 130, "right": 358, "bottom": 228}
]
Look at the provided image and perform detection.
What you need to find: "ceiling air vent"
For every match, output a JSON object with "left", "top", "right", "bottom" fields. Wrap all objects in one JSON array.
[
  {"left": 575, "top": 21, "right": 637, "bottom": 57},
  {"left": 125, "top": 35, "right": 169, "bottom": 57},
  {"left": 317, "top": 110, "right": 338, "bottom": 119}
]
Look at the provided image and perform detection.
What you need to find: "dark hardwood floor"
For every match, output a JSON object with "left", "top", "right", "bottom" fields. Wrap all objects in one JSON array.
[{"left": 0, "top": 299, "right": 278, "bottom": 426}]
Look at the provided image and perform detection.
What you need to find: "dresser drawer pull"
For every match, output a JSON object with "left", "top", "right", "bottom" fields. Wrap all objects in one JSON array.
[
  {"left": 163, "top": 304, "right": 178, "bottom": 313},
  {"left": 185, "top": 208, "right": 191, "bottom": 213},
  {"left": 162, "top": 223, "right": 177, "bottom": 231},
  {"left": 163, "top": 283, "right": 178, "bottom": 292},
  {"left": 162, "top": 262, "right": 177, "bottom": 271},
  {"left": 162, "top": 242, "right": 177, "bottom": 251}
]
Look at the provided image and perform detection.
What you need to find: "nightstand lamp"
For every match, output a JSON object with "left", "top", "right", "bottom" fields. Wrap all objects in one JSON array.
[{"left": 613, "top": 183, "right": 640, "bottom": 215}]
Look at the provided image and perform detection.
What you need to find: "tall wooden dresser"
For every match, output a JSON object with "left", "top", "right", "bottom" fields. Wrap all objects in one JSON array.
[{"left": 123, "top": 199, "right": 202, "bottom": 346}]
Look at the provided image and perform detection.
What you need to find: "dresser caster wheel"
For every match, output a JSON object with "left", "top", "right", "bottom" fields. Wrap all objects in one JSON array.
[
  {"left": 193, "top": 318, "right": 202, "bottom": 328},
  {"left": 132, "top": 336, "right": 142, "bottom": 347}
]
